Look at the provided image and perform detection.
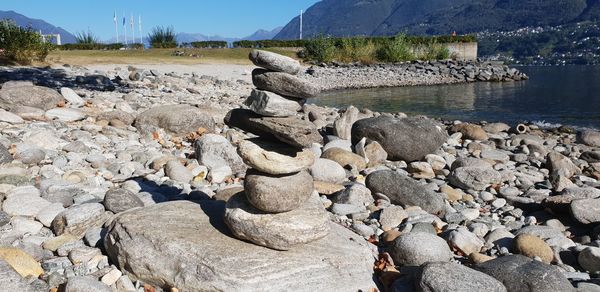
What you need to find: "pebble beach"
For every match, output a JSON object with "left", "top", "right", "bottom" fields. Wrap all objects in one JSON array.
[{"left": 0, "top": 51, "right": 599, "bottom": 292}]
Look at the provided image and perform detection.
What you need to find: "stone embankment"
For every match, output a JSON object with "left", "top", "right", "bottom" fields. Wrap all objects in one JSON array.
[
  {"left": 304, "top": 60, "right": 529, "bottom": 91},
  {"left": 0, "top": 51, "right": 598, "bottom": 292}
]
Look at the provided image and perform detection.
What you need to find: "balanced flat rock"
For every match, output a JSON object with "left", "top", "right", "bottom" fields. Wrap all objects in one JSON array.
[
  {"left": 225, "top": 108, "right": 323, "bottom": 148},
  {"left": 252, "top": 69, "right": 320, "bottom": 99},
  {"left": 104, "top": 200, "right": 377, "bottom": 292},
  {"left": 249, "top": 50, "right": 302, "bottom": 75}
]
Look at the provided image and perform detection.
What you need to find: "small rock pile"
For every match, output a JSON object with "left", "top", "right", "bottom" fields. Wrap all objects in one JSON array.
[{"left": 223, "top": 50, "right": 330, "bottom": 250}]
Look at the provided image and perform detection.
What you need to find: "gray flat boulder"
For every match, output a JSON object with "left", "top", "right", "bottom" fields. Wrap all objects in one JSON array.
[
  {"left": 134, "top": 104, "right": 215, "bottom": 136},
  {"left": 449, "top": 166, "right": 502, "bottom": 191},
  {"left": 571, "top": 198, "right": 600, "bottom": 224},
  {"left": 194, "top": 133, "right": 246, "bottom": 173},
  {"left": 351, "top": 116, "right": 447, "bottom": 162},
  {"left": 225, "top": 193, "right": 329, "bottom": 250},
  {"left": 249, "top": 50, "right": 302, "bottom": 75},
  {"left": 416, "top": 262, "right": 507, "bottom": 292},
  {"left": 476, "top": 255, "right": 575, "bottom": 292},
  {"left": 366, "top": 170, "right": 445, "bottom": 216},
  {"left": 0, "top": 85, "right": 64, "bottom": 110},
  {"left": 52, "top": 203, "right": 110, "bottom": 238},
  {"left": 104, "top": 200, "right": 377, "bottom": 292},
  {"left": 252, "top": 69, "right": 320, "bottom": 99},
  {"left": 244, "top": 89, "right": 302, "bottom": 117},
  {"left": 0, "top": 259, "right": 35, "bottom": 292},
  {"left": 225, "top": 109, "right": 323, "bottom": 148}
]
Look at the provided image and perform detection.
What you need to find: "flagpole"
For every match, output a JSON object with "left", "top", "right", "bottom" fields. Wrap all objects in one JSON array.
[
  {"left": 114, "top": 10, "right": 119, "bottom": 43},
  {"left": 131, "top": 14, "right": 135, "bottom": 44},
  {"left": 123, "top": 13, "right": 128, "bottom": 46},
  {"left": 300, "top": 10, "right": 303, "bottom": 40},
  {"left": 139, "top": 15, "right": 143, "bottom": 45}
]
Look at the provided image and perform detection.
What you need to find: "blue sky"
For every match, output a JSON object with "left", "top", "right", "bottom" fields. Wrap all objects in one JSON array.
[{"left": 1, "top": 0, "right": 319, "bottom": 39}]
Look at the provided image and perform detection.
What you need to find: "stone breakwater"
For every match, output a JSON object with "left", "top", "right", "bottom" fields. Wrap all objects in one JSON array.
[
  {"left": 303, "top": 60, "right": 529, "bottom": 91},
  {"left": 0, "top": 51, "right": 598, "bottom": 291}
]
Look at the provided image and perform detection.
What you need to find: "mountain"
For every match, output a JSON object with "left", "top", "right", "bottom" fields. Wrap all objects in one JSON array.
[
  {"left": 243, "top": 27, "right": 283, "bottom": 40},
  {"left": 0, "top": 10, "right": 76, "bottom": 43},
  {"left": 275, "top": 0, "right": 600, "bottom": 39}
]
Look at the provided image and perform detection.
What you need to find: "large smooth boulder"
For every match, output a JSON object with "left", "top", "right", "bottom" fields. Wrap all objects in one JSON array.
[
  {"left": 450, "top": 123, "right": 488, "bottom": 140},
  {"left": 252, "top": 69, "right": 320, "bottom": 99},
  {"left": 0, "top": 85, "right": 64, "bottom": 110},
  {"left": 351, "top": 116, "right": 447, "bottom": 162},
  {"left": 390, "top": 232, "right": 453, "bottom": 266},
  {"left": 571, "top": 198, "right": 600, "bottom": 224},
  {"left": 194, "top": 134, "right": 246, "bottom": 173},
  {"left": 225, "top": 193, "right": 329, "bottom": 250},
  {"left": 244, "top": 89, "right": 302, "bottom": 117},
  {"left": 64, "top": 276, "right": 111, "bottom": 292},
  {"left": 134, "top": 104, "right": 215, "bottom": 135},
  {"left": 366, "top": 170, "right": 445, "bottom": 215},
  {"left": 416, "top": 262, "right": 507, "bottom": 292},
  {"left": 321, "top": 147, "right": 367, "bottom": 170},
  {"left": 244, "top": 169, "right": 313, "bottom": 213},
  {"left": 577, "top": 130, "right": 600, "bottom": 147},
  {"left": 52, "top": 203, "right": 109, "bottom": 238},
  {"left": 104, "top": 200, "right": 377, "bottom": 291},
  {"left": 237, "top": 139, "right": 314, "bottom": 175},
  {"left": 249, "top": 50, "right": 302, "bottom": 74},
  {"left": 476, "top": 255, "right": 575, "bottom": 292},
  {"left": 225, "top": 109, "right": 323, "bottom": 148},
  {"left": 546, "top": 151, "right": 581, "bottom": 178},
  {"left": 449, "top": 165, "right": 502, "bottom": 191}
]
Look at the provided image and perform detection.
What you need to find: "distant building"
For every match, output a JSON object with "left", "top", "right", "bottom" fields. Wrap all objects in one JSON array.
[{"left": 40, "top": 33, "right": 61, "bottom": 45}]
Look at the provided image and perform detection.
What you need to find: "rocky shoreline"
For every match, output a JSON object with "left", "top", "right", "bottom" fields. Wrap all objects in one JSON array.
[
  {"left": 0, "top": 51, "right": 598, "bottom": 292},
  {"left": 303, "top": 60, "right": 529, "bottom": 91}
]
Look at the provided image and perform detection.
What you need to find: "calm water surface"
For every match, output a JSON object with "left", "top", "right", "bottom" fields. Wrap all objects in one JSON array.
[{"left": 313, "top": 66, "right": 600, "bottom": 129}]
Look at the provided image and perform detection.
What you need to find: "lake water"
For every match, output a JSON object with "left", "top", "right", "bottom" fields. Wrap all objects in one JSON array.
[{"left": 313, "top": 65, "right": 600, "bottom": 129}]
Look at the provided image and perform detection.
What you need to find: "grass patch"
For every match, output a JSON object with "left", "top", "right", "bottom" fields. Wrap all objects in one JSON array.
[{"left": 46, "top": 47, "right": 299, "bottom": 65}]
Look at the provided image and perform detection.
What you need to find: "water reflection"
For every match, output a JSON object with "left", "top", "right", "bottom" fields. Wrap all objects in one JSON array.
[{"left": 313, "top": 66, "right": 600, "bottom": 128}]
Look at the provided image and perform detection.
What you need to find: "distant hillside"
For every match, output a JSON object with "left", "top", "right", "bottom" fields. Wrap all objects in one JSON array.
[
  {"left": 243, "top": 27, "right": 282, "bottom": 40},
  {"left": 275, "top": 0, "right": 600, "bottom": 39},
  {"left": 175, "top": 27, "right": 283, "bottom": 44},
  {"left": 0, "top": 10, "right": 76, "bottom": 43}
]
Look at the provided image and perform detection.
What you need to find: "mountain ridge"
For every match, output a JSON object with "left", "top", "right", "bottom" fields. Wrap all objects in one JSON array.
[
  {"left": 0, "top": 10, "right": 76, "bottom": 43},
  {"left": 275, "top": 0, "right": 600, "bottom": 39}
]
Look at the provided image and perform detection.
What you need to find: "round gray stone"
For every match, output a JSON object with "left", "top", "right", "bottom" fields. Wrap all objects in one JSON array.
[
  {"left": 103, "top": 188, "right": 143, "bottom": 214},
  {"left": 417, "top": 262, "right": 507, "bottom": 292},
  {"left": 244, "top": 169, "right": 313, "bottom": 213},
  {"left": 390, "top": 232, "right": 453, "bottom": 266}
]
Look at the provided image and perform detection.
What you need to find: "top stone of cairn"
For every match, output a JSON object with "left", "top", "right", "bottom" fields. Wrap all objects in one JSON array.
[{"left": 249, "top": 49, "right": 302, "bottom": 75}]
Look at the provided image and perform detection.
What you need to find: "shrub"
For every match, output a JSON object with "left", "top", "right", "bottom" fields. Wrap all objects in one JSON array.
[
  {"left": 0, "top": 19, "right": 53, "bottom": 64},
  {"left": 190, "top": 41, "right": 228, "bottom": 48},
  {"left": 302, "top": 35, "right": 336, "bottom": 63},
  {"left": 148, "top": 26, "right": 177, "bottom": 48},
  {"left": 376, "top": 34, "right": 414, "bottom": 62},
  {"left": 57, "top": 43, "right": 125, "bottom": 50},
  {"left": 75, "top": 30, "right": 100, "bottom": 44},
  {"left": 334, "top": 37, "right": 376, "bottom": 64}
]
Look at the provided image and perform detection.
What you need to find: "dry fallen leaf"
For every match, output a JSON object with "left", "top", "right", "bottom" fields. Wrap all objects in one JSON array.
[
  {"left": 144, "top": 284, "right": 156, "bottom": 292},
  {"left": 152, "top": 131, "right": 160, "bottom": 140}
]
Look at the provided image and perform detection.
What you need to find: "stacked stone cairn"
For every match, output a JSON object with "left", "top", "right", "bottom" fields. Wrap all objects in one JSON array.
[{"left": 223, "top": 50, "right": 329, "bottom": 250}]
